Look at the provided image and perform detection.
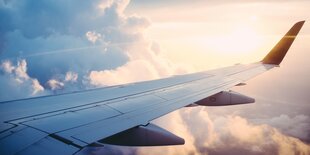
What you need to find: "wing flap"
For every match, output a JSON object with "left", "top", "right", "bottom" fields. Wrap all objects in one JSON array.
[
  {"left": 0, "top": 127, "right": 47, "bottom": 155},
  {"left": 17, "top": 136, "right": 79, "bottom": 155}
]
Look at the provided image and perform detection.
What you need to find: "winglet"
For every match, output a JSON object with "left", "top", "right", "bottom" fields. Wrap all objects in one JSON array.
[{"left": 262, "top": 21, "right": 305, "bottom": 65}]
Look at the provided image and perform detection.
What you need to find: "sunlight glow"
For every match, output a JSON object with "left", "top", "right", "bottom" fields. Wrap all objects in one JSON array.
[
  {"left": 149, "top": 22, "right": 266, "bottom": 70},
  {"left": 208, "top": 25, "right": 263, "bottom": 54}
]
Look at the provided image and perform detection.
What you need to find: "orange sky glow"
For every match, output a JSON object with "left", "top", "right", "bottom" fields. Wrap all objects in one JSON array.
[{"left": 126, "top": 1, "right": 310, "bottom": 71}]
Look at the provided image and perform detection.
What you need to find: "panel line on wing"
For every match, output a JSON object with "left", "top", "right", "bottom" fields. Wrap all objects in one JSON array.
[
  {"left": 68, "top": 79, "right": 242, "bottom": 145},
  {"left": 1, "top": 74, "right": 214, "bottom": 125},
  {"left": 54, "top": 77, "right": 240, "bottom": 145}
]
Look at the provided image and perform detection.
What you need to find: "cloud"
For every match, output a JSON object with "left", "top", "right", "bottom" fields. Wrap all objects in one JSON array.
[
  {"left": 0, "top": 0, "right": 192, "bottom": 95},
  {"left": 45, "top": 71, "right": 80, "bottom": 94},
  {"left": 0, "top": 59, "right": 44, "bottom": 101},
  {"left": 1, "top": 0, "right": 131, "bottom": 84},
  {"left": 88, "top": 59, "right": 160, "bottom": 86},
  {"left": 65, "top": 71, "right": 78, "bottom": 82},
  {"left": 46, "top": 79, "right": 64, "bottom": 90},
  {"left": 84, "top": 108, "right": 310, "bottom": 155},
  {"left": 171, "top": 111, "right": 310, "bottom": 155},
  {"left": 136, "top": 108, "right": 310, "bottom": 155},
  {"left": 1, "top": 60, "right": 15, "bottom": 73},
  {"left": 253, "top": 114, "right": 310, "bottom": 143},
  {"left": 31, "top": 79, "right": 44, "bottom": 95},
  {"left": 86, "top": 31, "right": 102, "bottom": 44}
]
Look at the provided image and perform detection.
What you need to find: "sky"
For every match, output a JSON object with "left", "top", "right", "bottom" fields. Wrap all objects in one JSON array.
[{"left": 1, "top": 0, "right": 310, "bottom": 155}]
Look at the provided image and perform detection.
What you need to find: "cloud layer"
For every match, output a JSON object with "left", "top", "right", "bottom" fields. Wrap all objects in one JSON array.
[
  {"left": 0, "top": 0, "right": 190, "bottom": 100},
  {"left": 79, "top": 108, "right": 310, "bottom": 155}
]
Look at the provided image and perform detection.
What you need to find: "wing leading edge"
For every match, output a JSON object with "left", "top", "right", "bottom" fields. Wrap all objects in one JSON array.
[{"left": 0, "top": 21, "right": 305, "bottom": 155}]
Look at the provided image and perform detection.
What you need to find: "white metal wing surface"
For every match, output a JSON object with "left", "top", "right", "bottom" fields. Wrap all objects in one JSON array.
[{"left": 0, "top": 21, "right": 305, "bottom": 155}]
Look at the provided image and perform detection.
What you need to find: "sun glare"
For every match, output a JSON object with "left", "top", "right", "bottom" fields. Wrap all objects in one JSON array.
[
  {"left": 149, "top": 21, "right": 266, "bottom": 70},
  {"left": 209, "top": 25, "right": 263, "bottom": 55}
]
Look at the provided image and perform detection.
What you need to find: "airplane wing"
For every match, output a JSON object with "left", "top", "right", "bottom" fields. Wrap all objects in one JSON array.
[{"left": 0, "top": 21, "right": 305, "bottom": 155}]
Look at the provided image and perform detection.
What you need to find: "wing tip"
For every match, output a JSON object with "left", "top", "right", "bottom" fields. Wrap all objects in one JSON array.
[
  {"left": 262, "top": 20, "right": 305, "bottom": 65},
  {"left": 297, "top": 20, "right": 306, "bottom": 24}
]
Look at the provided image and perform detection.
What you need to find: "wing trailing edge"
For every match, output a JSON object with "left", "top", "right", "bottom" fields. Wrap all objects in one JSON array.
[{"left": 262, "top": 21, "right": 305, "bottom": 65}]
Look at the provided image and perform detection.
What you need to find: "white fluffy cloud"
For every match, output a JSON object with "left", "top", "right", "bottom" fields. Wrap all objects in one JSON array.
[
  {"left": 88, "top": 59, "right": 160, "bottom": 86},
  {"left": 0, "top": 59, "right": 44, "bottom": 101},
  {"left": 82, "top": 1, "right": 192, "bottom": 86},
  {"left": 207, "top": 115, "right": 310, "bottom": 155},
  {"left": 0, "top": 0, "right": 192, "bottom": 93},
  {"left": 136, "top": 108, "right": 310, "bottom": 155},
  {"left": 46, "top": 79, "right": 64, "bottom": 90},
  {"left": 46, "top": 71, "right": 79, "bottom": 93},
  {"left": 253, "top": 114, "right": 310, "bottom": 142},
  {"left": 86, "top": 31, "right": 102, "bottom": 44},
  {"left": 65, "top": 71, "right": 78, "bottom": 82},
  {"left": 1, "top": 60, "right": 15, "bottom": 73},
  {"left": 79, "top": 108, "right": 310, "bottom": 155}
]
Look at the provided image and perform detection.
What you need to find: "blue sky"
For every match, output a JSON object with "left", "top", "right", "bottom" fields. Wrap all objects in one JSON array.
[{"left": 1, "top": 0, "right": 310, "bottom": 154}]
